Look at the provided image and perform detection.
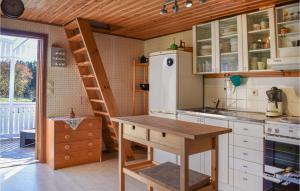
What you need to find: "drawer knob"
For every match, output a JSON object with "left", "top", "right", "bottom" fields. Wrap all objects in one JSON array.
[
  {"left": 243, "top": 128, "right": 248, "bottom": 131},
  {"left": 64, "top": 155, "right": 70, "bottom": 160},
  {"left": 88, "top": 152, "right": 93, "bottom": 156},
  {"left": 243, "top": 152, "right": 248, "bottom": 156},
  {"left": 162, "top": 132, "right": 166, "bottom": 137},
  {"left": 88, "top": 142, "right": 93, "bottom": 147},
  {"left": 64, "top": 144, "right": 70, "bottom": 150},
  {"left": 64, "top": 134, "right": 70, "bottom": 140},
  {"left": 243, "top": 177, "right": 248, "bottom": 181},
  {"left": 88, "top": 132, "right": 93, "bottom": 136},
  {"left": 88, "top": 122, "right": 93, "bottom": 127},
  {"left": 243, "top": 140, "right": 248, "bottom": 143}
]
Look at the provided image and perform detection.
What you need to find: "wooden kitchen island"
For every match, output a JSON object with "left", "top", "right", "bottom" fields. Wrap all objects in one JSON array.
[{"left": 112, "top": 115, "right": 232, "bottom": 191}]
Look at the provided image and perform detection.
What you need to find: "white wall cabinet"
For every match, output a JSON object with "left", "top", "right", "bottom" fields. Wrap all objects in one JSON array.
[
  {"left": 193, "top": 7, "right": 279, "bottom": 74},
  {"left": 242, "top": 8, "right": 276, "bottom": 71}
]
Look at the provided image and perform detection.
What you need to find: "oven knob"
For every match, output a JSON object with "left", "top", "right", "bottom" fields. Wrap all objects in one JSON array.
[
  {"left": 267, "top": 128, "right": 272, "bottom": 133},
  {"left": 275, "top": 128, "right": 280, "bottom": 133}
]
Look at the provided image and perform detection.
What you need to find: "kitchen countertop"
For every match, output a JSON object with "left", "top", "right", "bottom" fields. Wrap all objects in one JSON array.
[{"left": 177, "top": 108, "right": 272, "bottom": 123}]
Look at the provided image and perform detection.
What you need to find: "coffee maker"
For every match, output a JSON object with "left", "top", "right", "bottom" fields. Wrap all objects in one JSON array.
[{"left": 266, "top": 87, "right": 283, "bottom": 117}]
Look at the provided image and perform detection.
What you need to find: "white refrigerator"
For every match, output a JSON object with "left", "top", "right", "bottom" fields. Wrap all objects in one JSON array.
[
  {"left": 149, "top": 50, "right": 203, "bottom": 164},
  {"left": 149, "top": 50, "right": 203, "bottom": 119}
]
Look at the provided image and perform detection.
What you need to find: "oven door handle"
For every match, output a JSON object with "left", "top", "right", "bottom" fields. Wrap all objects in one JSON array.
[{"left": 264, "top": 134, "right": 300, "bottom": 146}]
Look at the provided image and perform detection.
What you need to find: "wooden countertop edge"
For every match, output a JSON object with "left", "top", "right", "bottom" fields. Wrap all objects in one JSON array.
[
  {"left": 48, "top": 116, "right": 101, "bottom": 121},
  {"left": 112, "top": 116, "right": 232, "bottom": 140}
]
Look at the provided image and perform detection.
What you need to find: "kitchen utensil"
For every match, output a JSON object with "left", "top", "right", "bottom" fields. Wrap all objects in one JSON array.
[
  {"left": 140, "top": 83, "right": 149, "bottom": 91},
  {"left": 253, "top": 24, "right": 261, "bottom": 30},
  {"left": 266, "top": 87, "right": 283, "bottom": 117},
  {"left": 140, "top": 55, "right": 148, "bottom": 63},
  {"left": 257, "top": 61, "right": 266, "bottom": 70},
  {"left": 260, "top": 20, "right": 269, "bottom": 29}
]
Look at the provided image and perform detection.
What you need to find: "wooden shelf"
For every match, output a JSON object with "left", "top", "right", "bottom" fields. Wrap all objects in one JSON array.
[
  {"left": 248, "top": 28, "right": 270, "bottom": 34},
  {"left": 132, "top": 60, "right": 148, "bottom": 115},
  {"left": 135, "top": 63, "right": 149, "bottom": 67},
  {"left": 204, "top": 71, "right": 300, "bottom": 78},
  {"left": 278, "top": 19, "right": 300, "bottom": 25}
]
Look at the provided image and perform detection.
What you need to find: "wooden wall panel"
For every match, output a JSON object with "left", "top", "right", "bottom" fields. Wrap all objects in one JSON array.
[
  {"left": 1, "top": 17, "right": 144, "bottom": 117},
  {"left": 1, "top": 0, "right": 297, "bottom": 39}
]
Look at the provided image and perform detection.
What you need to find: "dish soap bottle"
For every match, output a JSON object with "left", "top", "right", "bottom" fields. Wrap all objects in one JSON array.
[{"left": 70, "top": 108, "right": 75, "bottom": 118}]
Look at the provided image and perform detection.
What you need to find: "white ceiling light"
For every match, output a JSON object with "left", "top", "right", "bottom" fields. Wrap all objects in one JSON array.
[{"left": 185, "top": 0, "right": 193, "bottom": 8}]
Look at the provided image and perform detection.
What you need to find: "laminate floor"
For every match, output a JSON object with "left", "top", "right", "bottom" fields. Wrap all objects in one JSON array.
[
  {"left": 0, "top": 138, "right": 36, "bottom": 168},
  {"left": 0, "top": 152, "right": 148, "bottom": 191}
]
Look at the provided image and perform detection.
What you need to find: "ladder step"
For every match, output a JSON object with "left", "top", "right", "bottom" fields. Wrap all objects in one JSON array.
[
  {"left": 73, "top": 47, "right": 86, "bottom": 54},
  {"left": 94, "top": 110, "right": 109, "bottom": 116},
  {"left": 81, "top": 74, "right": 94, "bottom": 78},
  {"left": 64, "top": 20, "right": 78, "bottom": 30},
  {"left": 77, "top": 61, "right": 90, "bottom": 67},
  {"left": 68, "top": 33, "right": 82, "bottom": 42},
  {"left": 90, "top": 99, "right": 104, "bottom": 103},
  {"left": 85, "top": 87, "right": 100, "bottom": 91}
]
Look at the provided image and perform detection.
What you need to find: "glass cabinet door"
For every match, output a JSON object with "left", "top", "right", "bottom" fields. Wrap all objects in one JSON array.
[
  {"left": 276, "top": 3, "right": 300, "bottom": 57},
  {"left": 193, "top": 23, "right": 215, "bottom": 73},
  {"left": 217, "top": 16, "right": 242, "bottom": 72},
  {"left": 243, "top": 9, "right": 275, "bottom": 71}
]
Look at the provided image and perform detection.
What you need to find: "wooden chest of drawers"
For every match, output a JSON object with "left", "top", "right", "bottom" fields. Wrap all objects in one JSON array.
[{"left": 46, "top": 117, "right": 102, "bottom": 169}]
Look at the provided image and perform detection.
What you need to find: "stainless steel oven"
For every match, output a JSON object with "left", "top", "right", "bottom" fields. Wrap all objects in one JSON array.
[{"left": 264, "top": 118, "right": 300, "bottom": 191}]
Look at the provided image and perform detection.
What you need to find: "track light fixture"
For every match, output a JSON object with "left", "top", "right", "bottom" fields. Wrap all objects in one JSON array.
[
  {"left": 185, "top": 0, "right": 193, "bottom": 8},
  {"left": 160, "top": 0, "right": 207, "bottom": 15}
]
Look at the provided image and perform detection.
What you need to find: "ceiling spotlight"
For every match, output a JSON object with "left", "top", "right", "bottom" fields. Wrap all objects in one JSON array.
[
  {"left": 199, "top": 0, "right": 206, "bottom": 4},
  {"left": 172, "top": 0, "right": 179, "bottom": 13},
  {"left": 185, "top": 0, "right": 193, "bottom": 8},
  {"left": 160, "top": 5, "right": 167, "bottom": 15}
]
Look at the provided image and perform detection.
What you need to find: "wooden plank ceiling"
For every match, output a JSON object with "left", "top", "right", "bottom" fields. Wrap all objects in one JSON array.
[{"left": 1, "top": 0, "right": 297, "bottom": 40}]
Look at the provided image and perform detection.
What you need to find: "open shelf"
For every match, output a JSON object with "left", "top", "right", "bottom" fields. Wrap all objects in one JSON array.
[
  {"left": 248, "top": 48, "right": 270, "bottom": 53},
  {"left": 248, "top": 28, "right": 270, "bottom": 34},
  {"left": 124, "top": 160, "right": 212, "bottom": 191},
  {"left": 204, "top": 71, "right": 300, "bottom": 78}
]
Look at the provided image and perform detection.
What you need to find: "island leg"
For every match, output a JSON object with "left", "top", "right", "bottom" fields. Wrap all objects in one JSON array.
[
  {"left": 180, "top": 138, "right": 189, "bottom": 191},
  {"left": 211, "top": 137, "right": 219, "bottom": 191},
  {"left": 119, "top": 123, "right": 125, "bottom": 191},
  {"left": 147, "top": 146, "right": 154, "bottom": 191}
]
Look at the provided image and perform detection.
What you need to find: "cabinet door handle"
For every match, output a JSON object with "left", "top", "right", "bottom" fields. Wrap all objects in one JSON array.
[
  {"left": 64, "top": 144, "right": 70, "bottom": 150},
  {"left": 243, "top": 128, "right": 248, "bottom": 131},
  {"left": 243, "top": 140, "right": 248, "bottom": 143},
  {"left": 64, "top": 155, "right": 70, "bottom": 160},
  {"left": 243, "top": 177, "right": 248, "bottom": 181},
  {"left": 162, "top": 132, "right": 166, "bottom": 137},
  {"left": 243, "top": 152, "right": 248, "bottom": 156},
  {"left": 243, "top": 165, "right": 248, "bottom": 168},
  {"left": 64, "top": 134, "right": 70, "bottom": 140}
]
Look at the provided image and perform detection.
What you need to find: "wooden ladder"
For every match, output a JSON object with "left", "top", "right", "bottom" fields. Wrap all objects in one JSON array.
[{"left": 64, "top": 18, "right": 133, "bottom": 158}]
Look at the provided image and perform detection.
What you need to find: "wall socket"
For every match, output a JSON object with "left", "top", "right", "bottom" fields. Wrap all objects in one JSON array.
[{"left": 252, "top": 89, "right": 258, "bottom": 96}]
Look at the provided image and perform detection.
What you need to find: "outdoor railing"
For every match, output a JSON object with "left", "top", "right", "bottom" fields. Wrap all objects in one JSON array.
[{"left": 0, "top": 102, "right": 36, "bottom": 138}]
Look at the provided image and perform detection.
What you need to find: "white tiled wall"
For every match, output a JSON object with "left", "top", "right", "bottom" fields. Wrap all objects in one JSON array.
[{"left": 204, "top": 77, "right": 300, "bottom": 116}]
